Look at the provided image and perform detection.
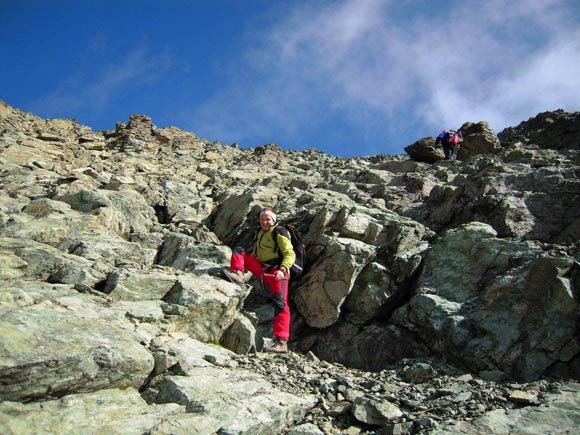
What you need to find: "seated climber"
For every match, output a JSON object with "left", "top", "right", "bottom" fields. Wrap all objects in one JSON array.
[{"left": 222, "top": 207, "right": 295, "bottom": 354}]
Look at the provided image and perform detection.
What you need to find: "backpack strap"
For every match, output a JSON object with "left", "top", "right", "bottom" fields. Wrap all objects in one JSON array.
[
  {"left": 273, "top": 225, "right": 297, "bottom": 271},
  {"left": 272, "top": 225, "right": 290, "bottom": 257},
  {"left": 250, "top": 227, "right": 262, "bottom": 255}
]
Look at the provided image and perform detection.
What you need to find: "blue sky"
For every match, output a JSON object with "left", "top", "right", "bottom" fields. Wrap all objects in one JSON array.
[{"left": 1, "top": 0, "right": 579, "bottom": 157}]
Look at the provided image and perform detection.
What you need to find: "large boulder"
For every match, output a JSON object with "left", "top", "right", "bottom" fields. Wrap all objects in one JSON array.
[
  {"left": 457, "top": 121, "right": 501, "bottom": 160},
  {"left": 162, "top": 274, "right": 250, "bottom": 342},
  {"left": 404, "top": 137, "right": 444, "bottom": 163},
  {"left": 149, "top": 366, "right": 315, "bottom": 434},
  {"left": 0, "top": 281, "right": 153, "bottom": 402},
  {"left": 0, "top": 237, "right": 105, "bottom": 286},
  {"left": 294, "top": 237, "right": 376, "bottom": 328},
  {"left": 405, "top": 122, "right": 501, "bottom": 163},
  {"left": 54, "top": 188, "right": 157, "bottom": 237},
  {"left": 103, "top": 267, "right": 178, "bottom": 301},
  {"left": 391, "top": 222, "right": 580, "bottom": 381},
  {"left": 154, "top": 232, "right": 231, "bottom": 274},
  {"left": 0, "top": 388, "right": 184, "bottom": 435}
]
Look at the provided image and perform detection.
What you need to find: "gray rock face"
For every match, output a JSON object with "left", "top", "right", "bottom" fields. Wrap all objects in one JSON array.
[
  {"left": 457, "top": 121, "right": 502, "bottom": 160},
  {"left": 162, "top": 273, "right": 250, "bottom": 342},
  {"left": 392, "top": 222, "right": 580, "bottom": 381},
  {"left": 294, "top": 237, "right": 377, "bottom": 328},
  {"left": 413, "top": 152, "right": 580, "bottom": 244},
  {"left": 404, "top": 137, "right": 444, "bottom": 164},
  {"left": 498, "top": 108, "right": 580, "bottom": 150},
  {"left": 150, "top": 368, "right": 314, "bottom": 434},
  {"left": 0, "top": 388, "right": 184, "bottom": 435},
  {"left": 1, "top": 100, "right": 579, "bottom": 434},
  {"left": 0, "top": 282, "right": 154, "bottom": 402}
]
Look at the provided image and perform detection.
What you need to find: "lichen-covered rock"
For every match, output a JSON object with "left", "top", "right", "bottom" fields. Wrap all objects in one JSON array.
[
  {"left": 392, "top": 222, "right": 580, "bottom": 381},
  {"left": 0, "top": 388, "right": 184, "bottom": 435},
  {"left": 149, "top": 367, "right": 315, "bottom": 434},
  {"left": 0, "top": 282, "right": 153, "bottom": 402},
  {"left": 294, "top": 237, "right": 376, "bottom": 328}
]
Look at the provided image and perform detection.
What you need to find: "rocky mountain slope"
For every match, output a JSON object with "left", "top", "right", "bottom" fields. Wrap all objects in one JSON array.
[{"left": 1, "top": 100, "right": 579, "bottom": 434}]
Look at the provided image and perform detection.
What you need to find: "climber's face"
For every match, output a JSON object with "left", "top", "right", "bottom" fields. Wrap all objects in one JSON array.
[{"left": 259, "top": 213, "right": 275, "bottom": 231}]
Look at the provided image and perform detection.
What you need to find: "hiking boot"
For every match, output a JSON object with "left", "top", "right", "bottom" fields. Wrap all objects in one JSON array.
[
  {"left": 264, "top": 338, "right": 288, "bottom": 354},
  {"left": 222, "top": 267, "right": 245, "bottom": 285}
]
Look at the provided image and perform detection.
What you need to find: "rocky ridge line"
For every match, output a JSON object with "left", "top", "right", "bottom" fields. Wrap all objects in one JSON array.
[{"left": 0, "top": 100, "right": 579, "bottom": 434}]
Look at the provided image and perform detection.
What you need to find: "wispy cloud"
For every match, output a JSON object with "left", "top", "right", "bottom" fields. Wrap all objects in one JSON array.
[
  {"left": 192, "top": 0, "right": 580, "bottom": 152},
  {"left": 469, "top": 32, "right": 580, "bottom": 128},
  {"left": 415, "top": 0, "right": 580, "bottom": 130},
  {"left": 32, "top": 46, "right": 173, "bottom": 117}
]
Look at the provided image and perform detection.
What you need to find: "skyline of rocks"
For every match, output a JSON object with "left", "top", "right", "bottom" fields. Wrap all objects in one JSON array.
[{"left": 1, "top": 100, "right": 579, "bottom": 434}]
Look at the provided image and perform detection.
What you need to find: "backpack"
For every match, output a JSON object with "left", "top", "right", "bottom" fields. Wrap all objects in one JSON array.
[
  {"left": 444, "top": 130, "right": 460, "bottom": 146},
  {"left": 272, "top": 223, "right": 305, "bottom": 279}
]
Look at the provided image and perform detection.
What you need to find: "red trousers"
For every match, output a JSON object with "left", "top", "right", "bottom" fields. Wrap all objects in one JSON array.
[{"left": 230, "top": 247, "right": 290, "bottom": 341}]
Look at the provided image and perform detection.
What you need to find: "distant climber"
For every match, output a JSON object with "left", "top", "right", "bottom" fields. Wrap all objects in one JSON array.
[
  {"left": 222, "top": 206, "right": 295, "bottom": 354},
  {"left": 435, "top": 129, "right": 463, "bottom": 160}
]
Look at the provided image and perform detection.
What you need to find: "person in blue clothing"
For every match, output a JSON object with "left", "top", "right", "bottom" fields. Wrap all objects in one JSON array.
[{"left": 435, "top": 129, "right": 463, "bottom": 160}]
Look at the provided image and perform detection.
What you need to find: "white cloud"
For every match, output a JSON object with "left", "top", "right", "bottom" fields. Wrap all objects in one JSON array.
[
  {"left": 474, "top": 34, "right": 580, "bottom": 129},
  {"left": 417, "top": 1, "right": 580, "bottom": 131},
  {"left": 192, "top": 0, "right": 580, "bottom": 151},
  {"left": 191, "top": 0, "right": 396, "bottom": 145}
]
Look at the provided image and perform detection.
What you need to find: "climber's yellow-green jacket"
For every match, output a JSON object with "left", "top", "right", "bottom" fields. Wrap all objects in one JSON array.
[{"left": 252, "top": 223, "right": 295, "bottom": 272}]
